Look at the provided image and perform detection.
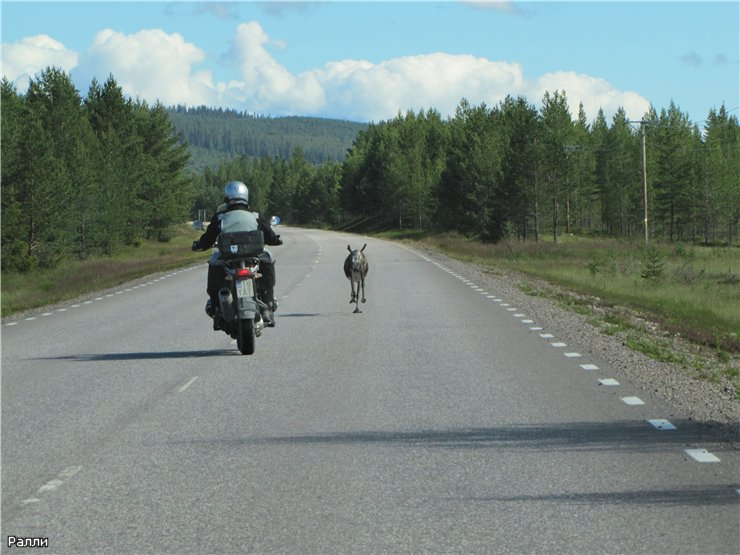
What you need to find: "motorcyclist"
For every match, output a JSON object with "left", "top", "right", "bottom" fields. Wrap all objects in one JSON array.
[{"left": 192, "top": 180, "right": 282, "bottom": 329}]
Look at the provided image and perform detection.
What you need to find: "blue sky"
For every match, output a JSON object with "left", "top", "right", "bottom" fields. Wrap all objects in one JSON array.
[{"left": 2, "top": 1, "right": 738, "bottom": 125}]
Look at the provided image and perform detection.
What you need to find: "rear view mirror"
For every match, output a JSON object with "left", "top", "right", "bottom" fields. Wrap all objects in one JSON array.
[
  {"left": 192, "top": 220, "right": 204, "bottom": 231},
  {"left": 270, "top": 216, "right": 281, "bottom": 226}
]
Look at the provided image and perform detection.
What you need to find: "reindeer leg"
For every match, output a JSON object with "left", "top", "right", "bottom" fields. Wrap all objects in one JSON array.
[
  {"left": 352, "top": 279, "right": 361, "bottom": 313},
  {"left": 360, "top": 276, "right": 366, "bottom": 303}
]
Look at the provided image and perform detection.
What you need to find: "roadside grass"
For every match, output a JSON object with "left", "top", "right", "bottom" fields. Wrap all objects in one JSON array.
[
  {"left": 1, "top": 224, "right": 205, "bottom": 317},
  {"left": 380, "top": 230, "right": 739, "bottom": 393}
]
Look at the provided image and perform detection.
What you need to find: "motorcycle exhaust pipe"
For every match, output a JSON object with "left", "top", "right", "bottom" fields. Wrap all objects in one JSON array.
[{"left": 218, "top": 288, "right": 235, "bottom": 323}]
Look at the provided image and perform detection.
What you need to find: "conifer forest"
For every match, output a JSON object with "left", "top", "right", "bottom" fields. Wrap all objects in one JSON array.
[{"left": 2, "top": 68, "right": 738, "bottom": 272}]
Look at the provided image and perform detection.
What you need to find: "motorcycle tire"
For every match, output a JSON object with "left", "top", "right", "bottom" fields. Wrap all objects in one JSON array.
[{"left": 237, "top": 317, "right": 256, "bottom": 355}]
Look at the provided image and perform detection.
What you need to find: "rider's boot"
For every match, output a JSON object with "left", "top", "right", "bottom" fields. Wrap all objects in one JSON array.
[
  {"left": 260, "top": 287, "right": 277, "bottom": 327},
  {"left": 212, "top": 308, "right": 224, "bottom": 331},
  {"left": 206, "top": 297, "right": 224, "bottom": 330}
]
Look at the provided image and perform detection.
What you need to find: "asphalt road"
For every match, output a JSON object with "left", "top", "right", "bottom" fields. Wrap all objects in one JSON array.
[{"left": 2, "top": 226, "right": 738, "bottom": 554}]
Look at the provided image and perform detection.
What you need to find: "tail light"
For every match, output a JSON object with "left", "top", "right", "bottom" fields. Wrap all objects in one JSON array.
[{"left": 235, "top": 268, "right": 253, "bottom": 280}]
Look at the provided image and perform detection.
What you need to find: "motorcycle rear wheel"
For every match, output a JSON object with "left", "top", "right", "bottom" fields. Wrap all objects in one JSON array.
[{"left": 237, "top": 318, "right": 256, "bottom": 355}]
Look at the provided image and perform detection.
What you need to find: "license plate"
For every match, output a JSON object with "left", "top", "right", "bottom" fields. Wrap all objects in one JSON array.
[{"left": 236, "top": 279, "right": 254, "bottom": 298}]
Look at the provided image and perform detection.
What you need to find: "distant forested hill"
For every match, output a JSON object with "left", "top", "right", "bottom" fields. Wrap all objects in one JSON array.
[{"left": 167, "top": 106, "right": 367, "bottom": 170}]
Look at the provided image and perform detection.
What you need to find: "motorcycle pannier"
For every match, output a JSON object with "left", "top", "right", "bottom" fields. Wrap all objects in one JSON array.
[{"left": 218, "top": 230, "right": 264, "bottom": 258}]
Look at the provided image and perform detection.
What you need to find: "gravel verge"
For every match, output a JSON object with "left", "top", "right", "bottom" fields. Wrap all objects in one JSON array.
[{"left": 413, "top": 244, "right": 739, "bottom": 446}]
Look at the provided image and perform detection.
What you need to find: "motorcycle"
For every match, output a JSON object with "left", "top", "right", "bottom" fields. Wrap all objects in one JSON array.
[{"left": 213, "top": 230, "right": 274, "bottom": 355}]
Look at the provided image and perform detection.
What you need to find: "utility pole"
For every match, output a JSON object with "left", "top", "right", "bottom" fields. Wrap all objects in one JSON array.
[{"left": 641, "top": 121, "right": 649, "bottom": 244}]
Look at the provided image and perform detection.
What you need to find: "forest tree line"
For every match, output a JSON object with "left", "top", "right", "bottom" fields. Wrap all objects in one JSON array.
[
  {"left": 2, "top": 67, "right": 738, "bottom": 274},
  {"left": 2, "top": 69, "right": 192, "bottom": 271},
  {"left": 167, "top": 106, "right": 366, "bottom": 170},
  {"left": 196, "top": 93, "right": 738, "bottom": 246}
]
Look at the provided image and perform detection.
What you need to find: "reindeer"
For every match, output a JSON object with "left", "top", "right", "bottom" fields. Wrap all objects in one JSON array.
[{"left": 344, "top": 244, "right": 368, "bottom": 313}]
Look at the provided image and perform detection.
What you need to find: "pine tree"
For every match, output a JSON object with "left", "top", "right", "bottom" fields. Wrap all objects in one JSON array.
[
  {"left": 22, "top": 67, "right": 89, "bottom": 265},
  {"left": 1, "top": 79, "right": 29, "bottom": 270},
  {"left": 499, "top": 95, "right": 540, "bottom": 239},
  {"left": 652, "top": 102, "right": 698, "bottom": 241},
  {"left": 539, "top": 90, "right": 574, "bottom": 242},
  {"left": 570, "top": 104, "right": 597, "bottom": 233},
  {"left": 702, "top": 105, "right": 740, "bottom": 244}
]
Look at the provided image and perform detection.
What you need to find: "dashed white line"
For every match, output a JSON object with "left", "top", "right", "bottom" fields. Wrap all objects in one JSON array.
[
  {"left": 3, "top": 268, "right": 197, "bottom": 327},
  {"left": 685, "top": 449, "right": 720, "bottom": 463},
  {"left": 416, "top": 254, "right": 736, "bottom": 470},
  {"left": 647, "top": 419, "right": 676, "bottom": 430},
  {"left": 178, "top": 377, "right": 199, "bottom": 393},
  {"left": 24, "top": 465, "right": 82, "bottom": 504}
]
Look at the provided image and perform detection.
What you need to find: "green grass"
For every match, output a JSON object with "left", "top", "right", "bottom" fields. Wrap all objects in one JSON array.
[{"left": 1, "top": 224, "right": 205, "bottom": 317}]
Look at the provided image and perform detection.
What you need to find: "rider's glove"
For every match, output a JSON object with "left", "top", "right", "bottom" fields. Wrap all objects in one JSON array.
[{"left": 192, "top": 241, "right": 199, "bottom": 251}]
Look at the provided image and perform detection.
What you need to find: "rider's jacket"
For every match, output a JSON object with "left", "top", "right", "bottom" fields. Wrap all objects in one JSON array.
[{"left": 194, "top": 203, "right": 281, "bottom": 251}]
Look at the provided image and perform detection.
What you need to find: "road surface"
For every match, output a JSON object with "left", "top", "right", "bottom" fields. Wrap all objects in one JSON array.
[{"left": 2, "top": 226, "right": 738, "bottom": 553}]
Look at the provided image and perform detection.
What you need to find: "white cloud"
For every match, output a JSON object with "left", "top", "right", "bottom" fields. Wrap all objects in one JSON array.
[
  {"left": 1, "top": 34, "right": 78, "bottom": 91},
  {"left": 2, "top": 22, "right": 651, "bottom": 123},
  {"left": 312, "top": 53, "right": 525, "bottom": 121},
  {"left": 216, "top": 21, "right": 326, "bottom": 114},
  {"left": 74, "top": 28, "right": 213, "bottom": 106},
  {"left": 459, "top": 1, "right": 525, "bottom": 16},
  {"left": 533, "top": 71, "right": 651, "bottom": 122}
]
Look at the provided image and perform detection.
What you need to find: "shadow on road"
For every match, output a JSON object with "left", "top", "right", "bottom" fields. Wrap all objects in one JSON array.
[
  {"left": 277, "top": 313, "right": 323, "bottom": 318},
  {"left": 462, "top": 484, "right": 739, "bottom": 506},
  {"left": 169, "top": 420, "right": 739, "bottom": 454},
  {"left": 34, "top": 350, "right": 238, "bottom": 361}
]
